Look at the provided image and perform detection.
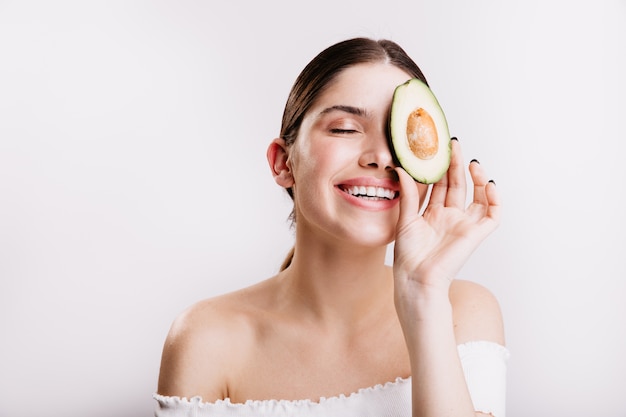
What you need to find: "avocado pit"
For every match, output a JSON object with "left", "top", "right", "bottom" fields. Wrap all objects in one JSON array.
[{"left": 406, "top": 108, "right": 438, "bottom": 160}]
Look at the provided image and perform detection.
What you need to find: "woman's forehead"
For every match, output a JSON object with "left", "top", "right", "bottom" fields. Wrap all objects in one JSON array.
[{"left": 310, "top": 63, "right": 412, "bottom": 116}]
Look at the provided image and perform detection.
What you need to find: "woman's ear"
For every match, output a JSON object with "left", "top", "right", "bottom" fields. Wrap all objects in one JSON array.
[{"left": 267, "top": 138, "right": 294, "bottom": 188}]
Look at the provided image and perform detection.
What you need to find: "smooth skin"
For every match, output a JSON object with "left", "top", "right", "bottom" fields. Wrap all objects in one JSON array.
[{"left": 157, "top": 63, "right": 505, "bottom": 417}]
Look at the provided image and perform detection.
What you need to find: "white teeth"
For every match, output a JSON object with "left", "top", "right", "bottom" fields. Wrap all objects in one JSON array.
[{"left": 344, "top": 185, "right": 396, "bottom": 200}]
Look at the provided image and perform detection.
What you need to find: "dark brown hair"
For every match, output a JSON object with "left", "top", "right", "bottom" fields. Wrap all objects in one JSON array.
[{"left": 278, "top": 37, "right": 429, "bottom": 271}]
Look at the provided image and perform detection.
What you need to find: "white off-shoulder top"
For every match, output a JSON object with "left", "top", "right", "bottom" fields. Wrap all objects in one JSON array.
[{"left": 154, "top": 341, "right": 510, "bottom": 417}]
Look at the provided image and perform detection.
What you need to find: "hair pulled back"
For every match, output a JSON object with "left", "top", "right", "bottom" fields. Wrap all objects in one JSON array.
[{"left": 278, "top": 37, "right": 429, "bottom": 271}]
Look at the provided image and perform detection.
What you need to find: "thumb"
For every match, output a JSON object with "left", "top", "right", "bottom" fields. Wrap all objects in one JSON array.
[{"left": 395, "top": 167, "right": 421, "bottom": 227}]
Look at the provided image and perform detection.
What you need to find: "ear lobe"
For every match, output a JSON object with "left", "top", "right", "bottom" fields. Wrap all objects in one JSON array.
[{"left": 267, "top": 138, "right": 294, "bottom": 188}]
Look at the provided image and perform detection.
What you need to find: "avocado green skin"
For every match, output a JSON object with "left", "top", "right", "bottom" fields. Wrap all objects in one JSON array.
[{"left": 389, "top": 78, "right": 452, "bottom": 184}]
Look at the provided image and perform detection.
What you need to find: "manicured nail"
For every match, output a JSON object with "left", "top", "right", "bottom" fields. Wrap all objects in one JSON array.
[
  {"left": 488, "top": 179, "right": 496, "bottom": 185},
  {"left": 450, "top": 136, "right": 459, "bottom": 142},
  {"left": 470, "top": 158, "right": 480, "bottom": 164}
]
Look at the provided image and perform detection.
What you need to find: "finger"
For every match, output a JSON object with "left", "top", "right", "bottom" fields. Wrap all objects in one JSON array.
[
  {"left": 468, "top": 158, "right": 489, "bottom": 206},
  {"left": 430, "top": 137, "right": 465, "bottom": 208},
  {"left": 467, "top": 163, "right": 501, "bottom": 228},
  {"left": 471, "top": 180, "right": 501, "bottom": 241},
  {"left": 484, "top": 180, "right": 501, "bottom": 223},
  {"left": 428, "top": 138, "right": 455, "bottom": 207},
  {"left": 444, "top": 138, "right": 467, "bottom": 209},
  {"left": 395, "top": 167, "right": 422, "bottom": 227},
  {"left": 428, "top": 164, "right": 448, "bottom": 208}
]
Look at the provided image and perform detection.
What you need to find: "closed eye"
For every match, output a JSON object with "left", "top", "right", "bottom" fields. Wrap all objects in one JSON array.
[{"left": 330, "top": 128, "right": 359, "bottom": 134}]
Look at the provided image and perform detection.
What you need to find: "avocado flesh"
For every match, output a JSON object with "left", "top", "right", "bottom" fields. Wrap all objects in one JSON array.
[{"left": 389, "top": 78, "right": 451, "bottom": 184}]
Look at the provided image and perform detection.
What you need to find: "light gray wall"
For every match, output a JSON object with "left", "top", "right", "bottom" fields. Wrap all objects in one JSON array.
[{"left": 1, "top": 1, "right": 624, "bottom": 416}]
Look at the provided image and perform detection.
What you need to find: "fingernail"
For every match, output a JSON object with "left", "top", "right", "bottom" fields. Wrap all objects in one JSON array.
[
  {"left": 488, "top": 179, "right": 496, "bottom": 185},
  {"left": 450, "top": 136, "right": 459, "bottom": 142},
  {"left": 470, "top": 159, "right": 480, "bottom": 164}
]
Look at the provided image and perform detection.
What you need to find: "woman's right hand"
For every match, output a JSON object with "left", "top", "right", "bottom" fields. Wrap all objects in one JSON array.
[{"left": 392, "top": 139, "right": 500, "bottom": 302}]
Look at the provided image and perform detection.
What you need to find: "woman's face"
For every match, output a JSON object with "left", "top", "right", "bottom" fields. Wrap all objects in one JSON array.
[{"left": 287, "top": 62, "right": 429, "bottom": 248}]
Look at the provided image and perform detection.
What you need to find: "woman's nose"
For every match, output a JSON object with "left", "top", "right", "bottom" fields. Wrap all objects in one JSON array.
[{"left": 358, "top": 134, "right": 396, "bottom": 171}]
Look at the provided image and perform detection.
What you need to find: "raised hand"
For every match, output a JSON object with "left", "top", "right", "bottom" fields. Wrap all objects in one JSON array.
[{"left": 393, "top": 139, "right": 500, "bottom": 297}]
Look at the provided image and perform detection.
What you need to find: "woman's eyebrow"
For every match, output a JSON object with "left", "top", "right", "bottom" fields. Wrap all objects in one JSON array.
[{"left": 318, "top": 105, "right": 369, "bottom": 118}]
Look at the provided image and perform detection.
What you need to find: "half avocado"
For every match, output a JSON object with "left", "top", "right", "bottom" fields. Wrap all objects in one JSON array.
[{"left": 389, "top": 78, "right": 451, "bottom": 184}]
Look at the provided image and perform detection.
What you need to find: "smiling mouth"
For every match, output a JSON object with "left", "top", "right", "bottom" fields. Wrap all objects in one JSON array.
[{"left": 339, "top": 185, "right": 399, "bottom": 200}]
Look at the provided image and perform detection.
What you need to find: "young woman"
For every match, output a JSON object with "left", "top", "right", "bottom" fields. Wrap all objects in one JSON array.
[{"left": 154, "top": 37, "right": 509, "bottom": 417}]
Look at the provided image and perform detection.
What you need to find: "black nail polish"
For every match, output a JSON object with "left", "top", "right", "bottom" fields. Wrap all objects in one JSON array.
[
  {"left": 488, "top": 179, "right": 496, "bottom": 185},
  {"left": 470, "top": 159, "right": 480, "bottom": 164},
  {"left": 450, "top": 136, "right": 459, "bottom": 142}
]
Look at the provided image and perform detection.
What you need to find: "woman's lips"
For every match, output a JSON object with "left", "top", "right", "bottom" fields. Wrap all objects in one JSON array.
[
  {"left": 336, "top": 177, "right": 400, "bottom": 210},
  {"left": 338, "top": 184, "right": 398, "bottom": 200}
]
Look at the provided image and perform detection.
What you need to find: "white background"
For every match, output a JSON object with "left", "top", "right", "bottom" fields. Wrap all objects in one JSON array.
[{"left": 1, "top": 1, "right": 625, "bottom": 416}]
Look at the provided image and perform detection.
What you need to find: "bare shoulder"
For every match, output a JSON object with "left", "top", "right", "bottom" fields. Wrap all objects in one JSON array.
[
  {"left": 449, "top": 279, "right": 505, "bottom": 346},
  {"left": 156, "top": 280, "right": 274, "bottom": 401}
]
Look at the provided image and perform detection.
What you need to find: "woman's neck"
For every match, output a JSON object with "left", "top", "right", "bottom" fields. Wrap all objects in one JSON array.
[{"left": 277, "top": 235, "right": 395, "bottom": 332}]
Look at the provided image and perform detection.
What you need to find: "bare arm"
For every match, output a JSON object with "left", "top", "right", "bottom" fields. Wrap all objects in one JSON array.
[{"left": 393, "top": 140, "right": 504, "bottom": 417}]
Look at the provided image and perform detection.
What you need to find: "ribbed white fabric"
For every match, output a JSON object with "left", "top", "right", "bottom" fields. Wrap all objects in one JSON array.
[{"left": 154, "top": 340, "right": 510, "bottom": 417}]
